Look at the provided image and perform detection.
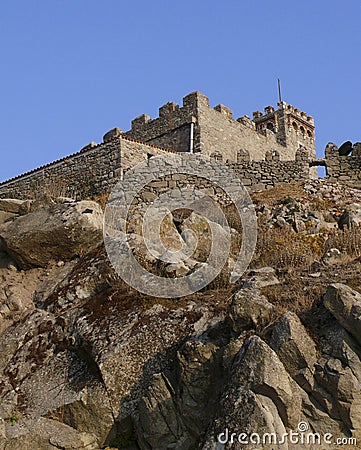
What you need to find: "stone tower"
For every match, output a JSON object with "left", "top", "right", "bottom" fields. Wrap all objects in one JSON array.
[{"left": 253, "top": 101, "right": 316, "bottom": 159}]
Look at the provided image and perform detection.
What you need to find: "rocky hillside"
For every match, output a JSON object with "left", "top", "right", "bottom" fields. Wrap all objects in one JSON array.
[{"left": 0, "top": 181, "right": 361, "bottom": 449}]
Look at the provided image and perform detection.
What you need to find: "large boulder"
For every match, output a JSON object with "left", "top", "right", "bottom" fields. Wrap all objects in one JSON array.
[
  {"left": 314, "top": 356, "right": 361, "bottom": 432},
  {"left": 202, "top": 336, "right": 305, "bottom": 449},
  {"left": 324, "top": 283, "right": 361, "bottom": 345},
  {"left": 230, "top": 287, "right": 275, "bottom": 332},
  {"left": 136, "top": 373, "right": 189, "bottom": 450},
  {"left": 0, "top": 198, "right": 32, "bottom": 215},
  {"left": 0, "top": 200, "right": 103, "bottom": 269}
]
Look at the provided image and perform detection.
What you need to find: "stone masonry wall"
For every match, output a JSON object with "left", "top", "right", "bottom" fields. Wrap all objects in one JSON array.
[
  {"left": 120, "top": 137, "right": 176, "bottom": 172},
  {"left": 123, "top": 152, "right": 311, "bottom": 211},
  {"left": 229, "top": 160, "right": 310, "bottom": 190},
  {"left": 195, "top": 94, "right": 298, "bottom": 163},
  {"left": 0, "top": 140, "right": 121, "bottom": 200},
  {"left": 0, "top": 135, "right": 312, "bottom": 202},
  {"left": 124, "top": 100, "right": 195, "bottom": 153},
  {"left": 124, "top": 92, "right": 310, "bottom": 163},
  {"left": 325, "top": 142, "right": 361, "bottom": 189},
  {"left": 0, "top": 137, "right": 174, "bottom": 200}
]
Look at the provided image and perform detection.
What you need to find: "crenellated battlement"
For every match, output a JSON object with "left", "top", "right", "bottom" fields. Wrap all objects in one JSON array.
[
  {"left": 124, "top": 91, "right": 317, "bottom": 166},
  {"left": 7, "top": 90, "right": 358, "bottom": 201},
  {"left": 280, "top": 102, "right": 314, "bottom": 124}
]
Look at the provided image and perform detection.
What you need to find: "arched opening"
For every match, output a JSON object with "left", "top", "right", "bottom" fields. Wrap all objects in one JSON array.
[
  {"left": 266, "top": 122, "right": 275, "bottom": 132},
  {"left": 292, "top": 121, "right": 298, "bottom": 131},
  {"left": 300, "top": 126, "right": 305, "bottom": 135},
  {"left": 307, "top": 130, "right": 312, "bottom": 138}
]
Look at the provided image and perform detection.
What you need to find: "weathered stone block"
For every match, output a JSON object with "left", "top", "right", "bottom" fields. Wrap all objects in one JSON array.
[{"left": 103, "top": 127, "right": 122, "bottom": 142}]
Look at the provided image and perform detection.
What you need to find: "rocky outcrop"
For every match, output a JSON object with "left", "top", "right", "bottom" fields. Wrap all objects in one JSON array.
[
  {"left": 231, "top": 336, "right": 303, "bottom": 429},
  {"left": 0, "top": 200, "right": 103, "bottom": 269},
  {"left": 1, "top": 192, "right": 361, "bottom": 449},
  {"left": 324, "top": 283, "right": 361, "bottom": 345},
  {"left": 0, "top": 242, "right": 230, "bottom": 449},
  {"left": 268, "top": 312, "right": 317, "bottom": 390},
  {"left": 1, "top": 246, "right": 361, "bottom": 449},
  {"left": 0, "top": 418, "right": 98, "bottom": 450}
]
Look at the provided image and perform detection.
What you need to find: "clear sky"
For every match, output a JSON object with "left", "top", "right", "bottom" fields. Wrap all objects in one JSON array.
[{"left": 0, "top": 0, "right": 360, "bottom": 182}]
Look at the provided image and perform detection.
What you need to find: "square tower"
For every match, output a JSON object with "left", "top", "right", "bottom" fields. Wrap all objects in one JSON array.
[{"left": 253, "top": 101, "right": 316, "bottom": 159}]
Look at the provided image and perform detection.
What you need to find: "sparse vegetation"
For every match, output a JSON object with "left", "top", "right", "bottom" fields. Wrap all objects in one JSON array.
[{"left": 324, "top": 226, "right": 361, "bottom": 258}]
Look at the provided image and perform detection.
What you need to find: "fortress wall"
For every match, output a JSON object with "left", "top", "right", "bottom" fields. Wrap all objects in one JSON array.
[
  {"left": 325, "top": 148, "right": 361, "bottom": 189},
  {"left": 0, "top": 139, "right": 121, "bottom": 200},
  {"left": 128, "top": 152, "right": 311, "bottom": 207},
  {"left": 0, "top": 135, "right": 311, "bottom": 201},
  {"left": 141, "top": 124, "right": 192, "bottom": 153},
  {"left": 229, "top": 159, "right": 310, "bottom": 190},
  {"left": 120, "top": 137, "right": 175, "bottom": 172},
  {"left": 196, "top": 100, "right": 297, "bottom": 163},
  {"left": 0, "top": 138, "right": 174, "bottom": 200},
  {"left": 124, "top": 101, "right": 194, "bottom": 153},
  {"left": 124, "top": 91, "right": 301, "bottom": 163}
]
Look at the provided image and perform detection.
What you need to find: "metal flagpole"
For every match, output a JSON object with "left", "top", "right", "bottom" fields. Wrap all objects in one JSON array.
[{"left": 278, "top": 78, "right": 282, "bottom": 103}]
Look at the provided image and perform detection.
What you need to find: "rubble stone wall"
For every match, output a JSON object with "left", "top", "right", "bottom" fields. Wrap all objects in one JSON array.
[{"left": 324, "top": 143, "right": 361, "bottom": 189}]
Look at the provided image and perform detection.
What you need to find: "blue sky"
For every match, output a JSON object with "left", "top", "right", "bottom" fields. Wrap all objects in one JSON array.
[{"left": 0, "top": 0, "right": 360, "bottom": 181}]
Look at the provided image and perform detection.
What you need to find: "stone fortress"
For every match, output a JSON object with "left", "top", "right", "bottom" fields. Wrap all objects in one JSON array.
[{"left": 0, "top": 91, "right": 360, "bottom": 200}]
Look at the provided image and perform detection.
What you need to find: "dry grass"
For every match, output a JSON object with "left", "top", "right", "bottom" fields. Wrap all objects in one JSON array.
[
  {"left": 251, "top": 182, "right": 307, "bottom": 207},
  {"left": 90, "top": 192, "right": 110, "bottom": 210},
  {"left": 252, "top": 223, "right": 326, "bottom": 270},
  {"left": 323, "top": 226, "right": 361, "bottom": 258},
  {"left": 261, "top": 279, "right": 325, "bottom": 316},
  {"left": 308, "top": 195, "right": 336, "bottom": 212}
]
